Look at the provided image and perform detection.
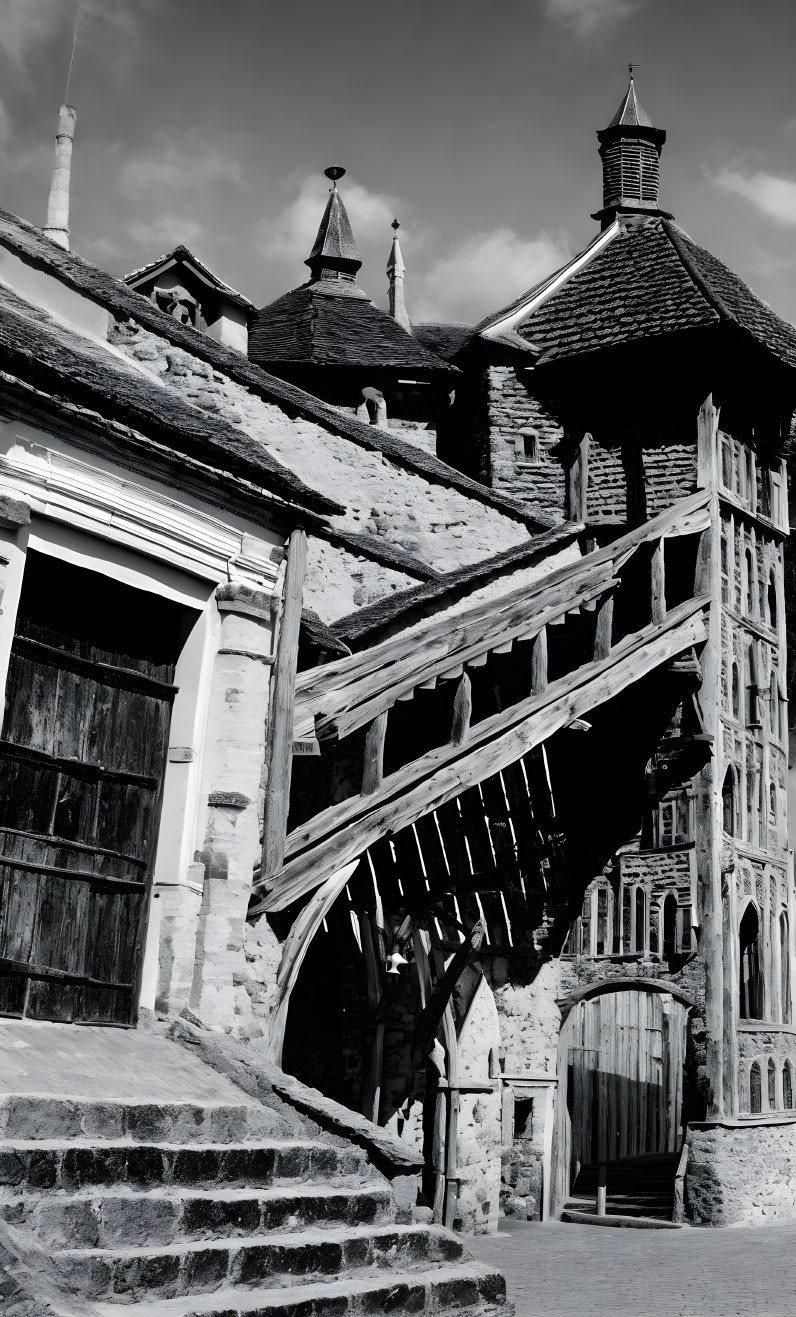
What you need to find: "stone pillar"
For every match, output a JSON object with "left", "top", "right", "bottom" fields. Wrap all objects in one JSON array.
[{"left": 189, "top": 582, "right": 275, "bottom": 1030}]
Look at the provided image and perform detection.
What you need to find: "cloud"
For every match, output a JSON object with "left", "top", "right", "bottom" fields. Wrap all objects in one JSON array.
[
  {"left": 0, "top": 0, "right": 56, "bottom": 67},
  {"left": 0, "top": 0, "right": 158, "bottom": 73},
  {"left": 119, "top": 140, "right": 246, "bottom": 199},
  {"left": 710, "top": 167, "right": 796, "bottom": 226},
  {"left": 260, "top": 173, "right": 400, "bottom": 267},
  {"left": 542, "top": 0, "right": 643, "bottom": 37},
  {"left": 125, "top": 214, "right": 205, "bottom": 253},
  {"left": 411, "top": 227, "right": 570, "bottom": 324}
]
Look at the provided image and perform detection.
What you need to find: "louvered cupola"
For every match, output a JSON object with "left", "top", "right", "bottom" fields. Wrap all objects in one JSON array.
[{"left": 593, "top": 72, "right": 670, "bottom": 228}]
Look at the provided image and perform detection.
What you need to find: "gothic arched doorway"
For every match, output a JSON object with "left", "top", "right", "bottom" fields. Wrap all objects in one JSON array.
[{"left": 551, "top": 984, "right": 691, "bottom": 1217}]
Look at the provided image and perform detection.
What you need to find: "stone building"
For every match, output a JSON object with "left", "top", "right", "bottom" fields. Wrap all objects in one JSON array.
[{"left": 0, "top": 70, "right": 795, "bottom": 1317}]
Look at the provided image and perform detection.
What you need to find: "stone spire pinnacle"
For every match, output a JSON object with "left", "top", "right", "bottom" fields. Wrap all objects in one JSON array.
[
  {"left": 387, "top": 218, "right": 410, "bottom": 331},
  {"left": 305, "top": 166, "right": 362, "bottom": 282},
  {"left": 593, "top": 71, "right": 669, "bottom": 229},
  {"left": 44, "top": 104, "right": 77, "bottom": 250}
]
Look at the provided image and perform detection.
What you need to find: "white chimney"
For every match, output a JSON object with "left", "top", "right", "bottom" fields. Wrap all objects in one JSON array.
[{"left": 44, "top": 104, "right": 77, "bottom": 250}]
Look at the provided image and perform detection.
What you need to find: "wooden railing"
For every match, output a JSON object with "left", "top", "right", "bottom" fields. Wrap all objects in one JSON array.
[{"left": 253, "top": 490, "right": 712, "bottom": 916}]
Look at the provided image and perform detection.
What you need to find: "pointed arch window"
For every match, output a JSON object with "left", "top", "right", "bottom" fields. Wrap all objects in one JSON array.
[
  {"left": 768, "top": 1058, "right": 778, "bottom": 1109},
  {"left": 722, "top": 766, "right": 737, "bottom": 836},
  {"left": 768, "top": 570, "right": 778, "bottom": 629},
  {"left": 731, "top": 664, "right": 740, "bottom": 720},
  {"left": 634, "top": 886, "right": 647, "bottom": 954},
  {"left": 749, "top": 1061, "right": 762, "bottom": 1114},
  {"left": 781, "top": 912, "right": 791, "bottom": 1025},
  {"left": 747, "top": 645, "right": 760, "bottom": 726},
  {"left": 662, "top": 892, "right": 678, "bottom": 961},
  {"left": 785, "top": 1062, "right": 794, "bottom": 1110},
  {"left": 745, "top": 547, "right": 755, "bottom": 617},
  {"left": 740, "top": 903, "right": 763, "bottom": 1020},
  {"left": 770, "top": 672, "right": 779, "bottom": 739}
]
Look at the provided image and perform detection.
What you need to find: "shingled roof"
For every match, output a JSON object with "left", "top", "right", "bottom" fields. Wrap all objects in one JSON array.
[
  {"left": 0, "top": 207, "right": 546, "bottom": 530},
  {"left": 479, "top": 216, "right": 796, "bottom": 372},
  {"left": 250, "top": 281, "right": 457, "bottom": 373},
  {"left": 0, "top": 280, "right": 339, "bottom": 520}
]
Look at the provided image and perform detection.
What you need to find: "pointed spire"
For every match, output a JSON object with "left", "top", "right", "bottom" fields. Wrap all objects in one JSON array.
[
  {"left": 593, "top": 70, "right": 669, "bottom": 229},
  {"left": 607, "top": 68, "right": 654, "bottom": 129},
  {"left": 305, "top": 166, "right": 362, "bottom": 282},
  {"left": 44, "top": 104, "right": 77, "bottom": 250},
  {"left": 387, "top": 219, "right": 410, "bottom": 331}
]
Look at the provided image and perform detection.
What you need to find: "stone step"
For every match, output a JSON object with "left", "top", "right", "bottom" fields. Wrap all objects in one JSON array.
[
  {"left": 2, "top": 1182, "right": 395, "bottom": 1248},
  {"left": 0, "top": 1139, "right": 368, "bottom": 1194},
  {"left": 55, "top": 1223, "right": 468, "bottom": 1303},
  {"left": 0, "top": 1095, "right": 281, "bottom": 1145},
  {"left": 91, "top": 1258, "right": 507, "bottom": 1315}
]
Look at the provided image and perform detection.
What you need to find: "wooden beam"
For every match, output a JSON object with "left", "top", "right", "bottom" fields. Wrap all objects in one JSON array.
[
  {"left": 261, "top": 528, "right": 307, "bottom": 881},
  {"left": 263, "top": 859, "right": 359, "bottom": 1063},
  {"left": 531, "top": 626, "right": 548, "bottom": 695},
  {"left": 594, "top": 594, "right": 614, "bottom": 661},
  {"left": 253, "top": 597, "right": 708, "bottom": 914},
  {"left": 299, "top": 573, "right": 617, "bottom": 742},
  {"left": 451, "top": 673, "right": 472, "bottom": 747},
  {"left": 411, "top": 920, "right": 485, "bottom": 1069},
  {"left": 651, "top": 538, "right": 666, "bottom": 625},
  {"left": 294, "top": 489, "right": 711, "bottom": 714},
  {"left": 361, "top": 711, "right": 388, "bottom": 795}
]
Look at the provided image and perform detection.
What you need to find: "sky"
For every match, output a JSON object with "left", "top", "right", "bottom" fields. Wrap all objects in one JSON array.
[{"left": 0, "top": 0, "right": 794, "bottom": 328}]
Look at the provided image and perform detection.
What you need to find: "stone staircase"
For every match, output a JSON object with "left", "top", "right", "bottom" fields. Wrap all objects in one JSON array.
[
  {"left": 563, "top": 1152, "right": 682, "bottom": 1228},
  {"left": 0, "top": 1091, "right": 508, "bottom": 1315}
]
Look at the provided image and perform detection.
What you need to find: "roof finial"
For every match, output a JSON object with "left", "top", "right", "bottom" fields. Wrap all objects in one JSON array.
[
  {"left": 387, "top": 217, "right": 410, "bottom": 332},
  {"left": 324, "top": 165, "right": 346, "bottom": 191}
]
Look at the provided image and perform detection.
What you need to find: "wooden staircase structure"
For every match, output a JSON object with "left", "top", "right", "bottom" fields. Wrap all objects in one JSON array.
[{"left": 246, "top": 489, "right": 716, "bottom": 1228}]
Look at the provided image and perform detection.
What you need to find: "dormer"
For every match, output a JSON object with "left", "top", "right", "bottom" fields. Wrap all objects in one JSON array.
[{"left": 124, "top": 245, "right": 255, "bottom": 354}]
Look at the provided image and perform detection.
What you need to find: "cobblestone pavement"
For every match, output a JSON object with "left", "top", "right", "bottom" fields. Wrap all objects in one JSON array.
[{"left": 467, "top": 1218, "right": 796, "bottom": 1317}]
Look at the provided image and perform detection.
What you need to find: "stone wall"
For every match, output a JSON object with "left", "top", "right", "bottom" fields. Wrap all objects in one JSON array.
[
  {"left": 687, "top": 1119, "right": 796, "bottom": 1224},
  {"left": 495, "top": 961, "right": 563, "bottom": 1078},
  {"left": 485, "top": 367, "right": 567, "bottom": 523},
  {"left": 305, "top": 538, "right": 415, "bottom": 620},
  {"left": 108, "top": 318, "right": 530, "bottom": 598},
  {"left": 454, "top": 978, "right": 502, "bottom": 1235}
]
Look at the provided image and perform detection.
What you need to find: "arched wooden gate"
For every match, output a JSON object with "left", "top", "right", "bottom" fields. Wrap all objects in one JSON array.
[{"left": 551, "top": 986, "right": 690, "bottom": 1216}]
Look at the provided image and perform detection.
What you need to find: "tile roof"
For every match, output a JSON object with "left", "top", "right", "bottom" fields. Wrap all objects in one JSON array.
[
  {"left": 250, "top": 282, "right": 458, "bottom": 374},
  {"left": 0, "top": 207, "right": 546, "bottom": 530},
  {"left": 0, "top": 280, "right": 340, "bottom": 520},
  {"left": 412, "top": 322, "right": 475, "bottom": 360},
  {"left": 480, "top": 217, "right": 796, "bottom": 372},
  {"left": 306, "top": 187, "right": 361, "bottom": 278}
]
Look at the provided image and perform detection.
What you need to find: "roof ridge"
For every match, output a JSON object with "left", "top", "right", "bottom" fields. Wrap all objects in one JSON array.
[
  {"left": 476, "top": 222, "right": 619, "bottom": 340},
  {"left": 661, "top": 220, "right": 734, "bottom": 324}
]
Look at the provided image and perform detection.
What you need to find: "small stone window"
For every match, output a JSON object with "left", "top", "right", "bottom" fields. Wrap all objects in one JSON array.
[
  {"left": 768, "top": 571, "right": 778, "bottom": 629},
  {"left": 722, "top": 767, "right": 737, "bottom": 836},
  {"left": 513, "top": 1095, "right": 534, "bottom": 1140},
  {"left": 785, "top": 1061, "right": 794, "bottom": 1109},
  {"left": 781, "top": 913, "right": 791, "bottom": 1025},
  {"left": 519, "top": 429, "right": 539, "bottom": 463},
  {"left": 768, "top": 1058, "right": 777, "bottom": 1109}
]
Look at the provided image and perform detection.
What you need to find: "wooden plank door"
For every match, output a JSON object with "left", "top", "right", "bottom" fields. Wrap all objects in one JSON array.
[
  {"left": 552, "top": 989, "right": 690, "bottom": 1211},
  {"left": 0, "top": 562, "right": 179, "bottom": 1026}
]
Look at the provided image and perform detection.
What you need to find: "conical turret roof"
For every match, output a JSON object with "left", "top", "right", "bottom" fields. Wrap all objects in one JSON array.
[
  {"left": 606, "top": 75, "right": 654, "bottom": 130},
  {"left": 306, "top": 171, "right": 361, "bottom": 280}
]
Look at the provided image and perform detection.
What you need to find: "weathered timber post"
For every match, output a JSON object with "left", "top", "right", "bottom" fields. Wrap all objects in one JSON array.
[
  {"left": 694, "top": 393, "right": 727, "bottom": 1118},
  {"left": 261, "top": 528, "right": 307, "bottom": 881},
  {"left": 451, "top": 671, "right": 472, "bottom": 746},
  {"left": 531, "top": 626, "right": 548, "bottom": 695},
  {"left": 362, "top": 711, "right": 388, "bottom": 795},
  {"left": 651, "top": 538, "right": 666, "bottom": 624}
]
